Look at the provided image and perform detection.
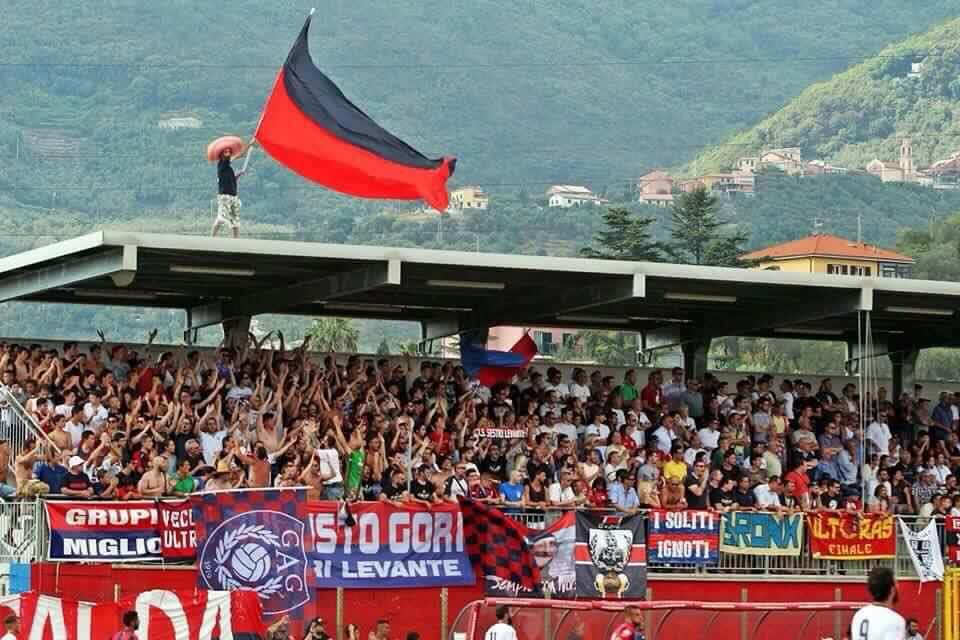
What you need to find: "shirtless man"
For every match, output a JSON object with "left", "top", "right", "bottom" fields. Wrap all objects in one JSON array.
[
  {"left": 47, "top": 414, "right": 72, "bottom": 453},
  {"left": 137, "top": 455, "right": 167, "bottom": 497}
]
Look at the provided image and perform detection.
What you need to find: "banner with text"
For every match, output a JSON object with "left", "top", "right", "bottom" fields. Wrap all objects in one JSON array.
[
  {"left": 719, "top": 511, "right": 804, "bottom": 557},
  {"left": 0, "top": 589, "right": 262, "bottom": 640},
  {"left": 45, "top": 501, "right": 161, "bottom": 562},
  {"left": 808, "top": 511, "right": 895, "bottom": 560},
  {"left": 157, "top": 499, "right": 197, "bottom": 560},
  {"left": 647, "top": 509, "right": 720, "bottom": 565},
  {"left": 307, "top": 501, "right": 475, "bottom": 589},
  {"left": 947, "top": 516, "right": 960, "bottom": 565}
]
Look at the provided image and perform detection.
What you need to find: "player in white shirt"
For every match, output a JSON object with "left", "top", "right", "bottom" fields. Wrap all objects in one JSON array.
[
  {"left": 850, "top": 567, "right": 906, "bottom": 640},
  {"left": 485, "top": 605, "right": 518, "bottom": 640},
  {"left": 1, "top": 614, "right": 20, "bottom": 640}
]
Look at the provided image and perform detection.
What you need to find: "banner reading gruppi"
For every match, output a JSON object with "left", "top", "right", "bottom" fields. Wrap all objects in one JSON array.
[
  {"left": 45, "top": 500, "right": 163, "bottom": 562},
  {"left": 719, "top": 511, "right": 804, "bottom": 557}
]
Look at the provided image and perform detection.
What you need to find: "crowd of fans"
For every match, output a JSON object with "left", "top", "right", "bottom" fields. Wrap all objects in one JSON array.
[{"left": 1, "top": 334, "right": 960, "bottom": 518}]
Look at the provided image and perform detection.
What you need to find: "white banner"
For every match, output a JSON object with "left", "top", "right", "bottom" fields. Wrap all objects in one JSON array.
[{"left": 897, "top": 517, "right": 944, "bottom": 582}]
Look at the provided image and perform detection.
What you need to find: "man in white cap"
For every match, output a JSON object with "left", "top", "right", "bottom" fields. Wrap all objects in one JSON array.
[{"left": 61, "top": 455, "right": 94, "bottom": 498}]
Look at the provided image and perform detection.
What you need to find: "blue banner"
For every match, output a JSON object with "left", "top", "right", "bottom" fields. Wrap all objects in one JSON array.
[
  {"left": 194, "top": 489, "right": 311, "bottom": 616},
  {"left": 719, "top": 510, "right": 804, "bottom": 557},
  {"left": 647, "top": 509, "right": 720, "bottom": 565},
  {"left": 308, "top": 501, "right": 474, "bottom": 588}
]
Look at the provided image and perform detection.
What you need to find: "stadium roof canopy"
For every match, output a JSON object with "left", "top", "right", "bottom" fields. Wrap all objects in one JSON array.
[{"left": 1, "top": 231, "right": 959, "bottom": 359}]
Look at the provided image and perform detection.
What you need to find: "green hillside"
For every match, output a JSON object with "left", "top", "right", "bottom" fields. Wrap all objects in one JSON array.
[
  {"left": 3, "top": 1, "right": 960, "bottom": 224},
  {"left": 688, "top": 17, "right": 960, "bottom": 174}
]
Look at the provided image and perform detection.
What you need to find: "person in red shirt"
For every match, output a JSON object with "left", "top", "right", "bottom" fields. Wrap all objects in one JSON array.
[
  {"left": 640, "top": 371, "right": 663, "bottom": 416},
  {"left": 610, "top": 605, "right": 645, "bottom": 640},
  {"left": 784, "top": 458, "right": 813, "bottom": 510}
]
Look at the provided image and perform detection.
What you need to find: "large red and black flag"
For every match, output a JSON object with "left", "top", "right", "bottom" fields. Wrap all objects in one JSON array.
[{"left": 254, "top": 14, "right": 456, "bottom": 211}]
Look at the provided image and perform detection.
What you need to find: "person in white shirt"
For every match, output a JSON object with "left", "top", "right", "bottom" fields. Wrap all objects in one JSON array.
[
  {"left": 543, "top": 367, "right": 570, "bottom": 400},
  {"left": 485, "top": 605, "right": 517, "bottom": 640},
  {"left": 199, "top": 416, "right": 227, "bottom": 465},
  {"left": 64, "top": 406, "right": 87, "bottom": 450},
  {"left": 554, "top": 407, "right": 578, "bottom": 443},
  {"left": 753, "top": 476, "right": 783, "bottom": 509},
  {"left": 55, "top": 390, "right": 78, "bottom": 418},
  {"left": 850, "top": 567, "right": 905, "bottom": 640},
  {"left": 651, "top": 415, "right": 678, "bottom": 455},
  {"left": 569, "top": 369, "right": 592, "bottom": 404},
  {"left": 661, "top": 367, "right": 686, "bottom": 411},
  {"left": 584, "top": 414, "right": 611, "bottom": 442},
  {"left": 698, "top": 418, "right": 721, "bottom": 451},
  {"left": 866, "top": 416, "right": 892, "bottom": 456},
  {"left": 780, "top": 380, "right": 796, "bottom": 421},
  {"left": 683, "top": 434, "right": 707, "bottom": 466},
  {"left": 83, "top": 390, "right": 109, "bottom": 432},
  {"left": 1, "top": 613, "right": 20, "bottom": 640},
  {"left": 548, "top": 472, "right": 579, "bottom": 507}
]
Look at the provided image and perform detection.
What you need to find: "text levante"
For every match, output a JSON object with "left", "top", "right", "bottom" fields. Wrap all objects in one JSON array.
[{"left": 312, "top": 559, "right": 464, "bottom": 579}]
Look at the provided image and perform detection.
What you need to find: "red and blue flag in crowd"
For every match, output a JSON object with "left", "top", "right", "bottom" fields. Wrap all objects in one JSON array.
[
  {"left": 459, "top": 333, "right": 538, "bottom": 387},
  {"left": 254, "top": 14, "right": 456, "bottom": 211},
  {"left": 193, "top": 488, "right": 310, "bottom": 617}
]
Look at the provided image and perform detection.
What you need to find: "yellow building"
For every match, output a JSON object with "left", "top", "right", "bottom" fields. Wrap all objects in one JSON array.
[
  {"left": 740, "top": 233, "right": 914, "bottom": 278},
  {"left": 449, "top": 186, "right": 489, "bottom": 210}
]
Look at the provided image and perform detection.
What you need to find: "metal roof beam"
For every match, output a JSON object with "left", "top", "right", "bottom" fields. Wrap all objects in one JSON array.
[
  {"left": 0, "top": 246, "right": 137, "bottom": 304},
  {"left": 643, "top": 288, "right": 873, "bottom": 350},
  {"left": 465, "top": 273, "right": 646, "bottom": 331},
  {"left": 186, "top": 260, "right": 402, "bottom": 329}
]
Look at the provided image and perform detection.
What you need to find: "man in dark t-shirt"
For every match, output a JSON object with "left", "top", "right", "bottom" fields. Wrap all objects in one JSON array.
[
  {"left": 61, "top": 456, "right": 93, "bottom": 498},
  {"left": 212, "top": 147, "right": 246, "bottom": 238},
  {"left": 409, "top": 466, "right": 438, "bottom": 504}
]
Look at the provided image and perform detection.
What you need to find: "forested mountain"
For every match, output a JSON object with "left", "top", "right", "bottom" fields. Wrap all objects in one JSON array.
[
  {"left": 689, "top": 17, "right": 960, "bottom": 174},
  {"left": 5, "top": 3, "right": 960, "bottom": 348},
  {"left": 2, "top": 1, "right": 960, "bottom": 231}
]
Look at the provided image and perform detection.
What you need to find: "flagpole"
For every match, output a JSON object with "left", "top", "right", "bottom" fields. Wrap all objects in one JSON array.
[{"left": 240, "top": 140, "right": 256, "bottom": 174}]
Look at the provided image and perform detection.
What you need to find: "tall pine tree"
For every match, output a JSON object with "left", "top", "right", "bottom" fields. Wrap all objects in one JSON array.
[
  {"left": 670, "top": 187, "right": 722, "bottom": 265},
  {"left": 580, "top": 208, "right": 663, "bottom": 261}
]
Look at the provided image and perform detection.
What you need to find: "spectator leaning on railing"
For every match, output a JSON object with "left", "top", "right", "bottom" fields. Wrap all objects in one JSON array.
[{"left": 3, "top": 335, "right": 960, "bottom": 519}]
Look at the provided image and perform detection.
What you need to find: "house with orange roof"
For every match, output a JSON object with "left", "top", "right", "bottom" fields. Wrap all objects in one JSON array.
[
  {"left": 637, "top": 170, "right": 674, "bottom": 207},
  {"left": 740, "top": 233, "right": 914, "bottom": 278}
]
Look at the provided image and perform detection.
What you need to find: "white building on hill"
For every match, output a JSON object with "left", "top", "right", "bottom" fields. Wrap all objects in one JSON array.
[{"left": 546, "top": 185, "right": 602, "bottom": 208}]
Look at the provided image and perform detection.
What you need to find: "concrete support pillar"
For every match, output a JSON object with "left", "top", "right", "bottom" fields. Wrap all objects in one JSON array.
[
  {"left": 222, "top": 315, "right": 251, "bottom": 351},
  {"left": 682, "top": 339, "right": 711, "bottom": 380},
  {"left": 889, "top": 348, "right": 919, "bottom": 401}
]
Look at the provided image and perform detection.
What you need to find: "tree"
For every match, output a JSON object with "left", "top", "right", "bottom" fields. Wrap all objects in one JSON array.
[
  {"left": 579, "top": 331, "right": 638, "bottom": 366},
  {"left": 305, "top": 318, "right": 360, "bottom": 352},
  {"left": 704, "top": 231, "right": 751, "bottom": 267},
  {"left": 580, "top": 208, "right": 664, "bottom": 261},
  {"left": 670, "top": 187, "right": 722, "bottom": 265}
]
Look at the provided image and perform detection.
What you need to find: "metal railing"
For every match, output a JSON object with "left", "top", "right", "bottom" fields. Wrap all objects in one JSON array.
[
  {"left": 0, "top": 385, "right": 61, "bottom": 473},
  {"left": 4, "top": 499, "right": 951, "bottom": 580},
  {"left": 511, "top": 508, "right": 946, "bottom": 579},
  {"left": 0, "top": 500, "right": 45, "bottom": 563}
]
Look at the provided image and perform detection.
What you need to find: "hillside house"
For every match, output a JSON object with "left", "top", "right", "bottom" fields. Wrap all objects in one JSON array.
[
  {"left": 741, "top": 233, "right": 914, "bottom": 278},
  {"left": 759, "top": 147, "right": 803, "bottom": 174},
  {"left": 737, "top": 157, "right": 759, "bottom": 173},
  {"left": 637, "top": 170, "right": 674, "bottom": 207},
  {"left": 158, "top": 116, "right": 203, "bottom": 130},
  {"left": 678, "top": 172, "right": 755, "bottom": 196},
  {"left": 449, "top": 186, "right": 490, "bottom": 210},
  {"left": 926, "top": 153, "right": 960, "bottom": 190},
  {"left": 546, "top": 185, "right": 602, "bottom": 208},
  {"left": 804, "top": 160, "right": 848, "bottom": 176}
]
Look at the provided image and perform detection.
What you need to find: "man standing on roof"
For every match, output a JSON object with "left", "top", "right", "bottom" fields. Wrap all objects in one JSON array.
[{"left": 212, "top": 147, "right": 246, "bottom": 239}]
